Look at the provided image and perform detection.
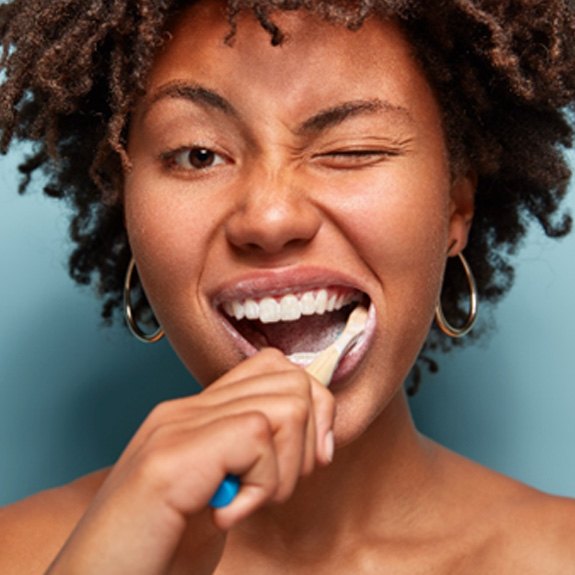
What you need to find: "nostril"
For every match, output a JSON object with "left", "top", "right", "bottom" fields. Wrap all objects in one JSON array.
[
  {"left": 285, "top": 237, "right": 313, "bottom": 251},
  {"left": 233, "top": 238, "right": 310, "bottom": 256},
  {"left": 225, "top": 200, "right": 322, "bottom": 255},
  {"left": 243, "top": 242, "right": 266, "bottom": 253}
]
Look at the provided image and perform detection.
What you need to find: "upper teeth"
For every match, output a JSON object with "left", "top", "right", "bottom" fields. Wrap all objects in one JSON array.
[{"left": 222, "top": 289, "right": 361, "bottom": 324}]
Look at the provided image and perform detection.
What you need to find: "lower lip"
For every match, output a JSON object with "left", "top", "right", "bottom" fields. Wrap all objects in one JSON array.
[{"left": 218, "top": 316, "right": 260, "bottom": 359}]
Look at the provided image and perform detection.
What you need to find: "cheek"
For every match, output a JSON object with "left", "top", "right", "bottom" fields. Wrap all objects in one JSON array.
[
  {"left": 123, "top": 179, "right": 214, "bottom": 317},
  {"left": 123, "top": 182, "right": 235, "bottom": 383},
  {"left": 330, "top": 169, "right": 451, "bottom": 282},
  {"left": 325, "top": 166, "right": 452, "bottom": 363}
]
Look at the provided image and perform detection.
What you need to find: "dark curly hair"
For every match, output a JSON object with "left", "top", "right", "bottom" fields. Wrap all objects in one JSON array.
[{"left": 1, "top": 0, "right": 574, "bottom": 393}]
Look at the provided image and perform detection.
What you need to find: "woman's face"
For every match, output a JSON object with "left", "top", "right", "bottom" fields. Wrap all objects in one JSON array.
[{"left": 125, "top": 0, "right": 473, "bottom": 443}]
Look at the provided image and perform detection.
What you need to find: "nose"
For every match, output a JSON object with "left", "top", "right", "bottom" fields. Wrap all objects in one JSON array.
[{"left": 224, "top": 169, "right": 322, "bottom": 256}]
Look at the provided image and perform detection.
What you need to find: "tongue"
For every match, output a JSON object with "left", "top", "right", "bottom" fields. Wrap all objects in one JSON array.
[{"left": 237, "top": 309, "right": 349, "bottom": 355}]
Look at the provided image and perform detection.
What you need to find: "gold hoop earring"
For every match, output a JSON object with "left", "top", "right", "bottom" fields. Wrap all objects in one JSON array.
[
  {"left": 124, "top": 257, "right": 165, "bottom": 344},
  {"left": 435, "top": 252, "right": 478, "bottom": 338}
]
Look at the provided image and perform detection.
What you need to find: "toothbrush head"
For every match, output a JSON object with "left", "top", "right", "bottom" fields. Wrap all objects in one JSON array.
[{"left": 304, "top": 305, "right": 368, "bottom": 386}]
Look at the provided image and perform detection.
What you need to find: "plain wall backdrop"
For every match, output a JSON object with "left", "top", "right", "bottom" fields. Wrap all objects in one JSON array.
[{"left": 1, "top": 145, "right": 574, "bottom": 506}]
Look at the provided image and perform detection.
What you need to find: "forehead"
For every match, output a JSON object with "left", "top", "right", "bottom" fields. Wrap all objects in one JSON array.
[
  {"left": 139, "top": 0, "right": 444, "bottom": 143},
  {"left": 150, "top": 2, "right": 428, "bottom": 100}
]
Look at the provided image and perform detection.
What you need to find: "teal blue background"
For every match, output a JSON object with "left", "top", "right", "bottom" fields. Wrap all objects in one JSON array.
[{"left": 1, "top": 146, "right": 574, "bottom": 506}]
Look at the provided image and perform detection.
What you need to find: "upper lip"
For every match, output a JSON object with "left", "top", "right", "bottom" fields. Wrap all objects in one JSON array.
[{"left": 211, "top": 267, "right": 370, "bottom": 307}]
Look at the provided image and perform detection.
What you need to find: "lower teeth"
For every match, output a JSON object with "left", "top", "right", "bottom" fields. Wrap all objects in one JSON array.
[{"left": 287, "top": 351, "right": 319, "bottom": 366}]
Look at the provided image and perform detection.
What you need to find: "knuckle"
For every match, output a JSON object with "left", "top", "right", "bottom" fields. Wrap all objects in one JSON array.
[
  {"left": 279, "top": 369, "right": 312, "bottom": 397},
  {"left": 146, "top": 399, "right": 177, "bottom": 426},
  {"left": 135, "top": 445, "right": 175, "bottom": 491},
  {"left": 133, "top": 422, "right": 188, "bottom": 487},
  {"left": 283, "top": 396, "right": 310, "bottom": 425},
  {"left": 292, "top": 368, "right": 312, "bottom": 389},
  {"left": 257, "top": 347, "right": 290, "bottom": 369},
  {"left": 242, "top": 411, "right": 272, "bottom": 442}
]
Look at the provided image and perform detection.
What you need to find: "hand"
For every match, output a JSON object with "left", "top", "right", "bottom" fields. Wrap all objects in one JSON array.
[{"left": 45, "top": 349, "right": 336, "bottom": 575}]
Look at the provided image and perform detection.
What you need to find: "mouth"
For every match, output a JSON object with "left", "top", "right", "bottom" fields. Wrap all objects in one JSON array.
[{"left": 217, "top": 286, "right": 370, "bottom": 365}]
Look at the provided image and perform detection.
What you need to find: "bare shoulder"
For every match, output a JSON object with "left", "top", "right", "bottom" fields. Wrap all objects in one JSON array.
[
  {"left": 467, "top": 486, "right": 575, "bottom": 574},
  {"left": 498, "top": 488, "right": 575, "bottom": 573},
  {"left": 431, "top": 444, "right": 575, "bottom": 573},
  {"left": 0, "top": 469, "right": 109, "bottom": 575}
]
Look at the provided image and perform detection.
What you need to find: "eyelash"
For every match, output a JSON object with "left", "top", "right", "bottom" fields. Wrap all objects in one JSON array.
[
  {"left": 159, "top": 145, "right": 403, "bottom": 175},
  {"left": 160, "top": 146, "right": 228, "bottom": 173},
  {"left": 315, "top": 148, "right": 402, "bottom": 167}
]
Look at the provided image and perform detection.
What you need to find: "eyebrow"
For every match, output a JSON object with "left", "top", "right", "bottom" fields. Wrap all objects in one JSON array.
[
  {"left": 297, "top": 99, "right": 413, "bottom": 135},
  {"left": 144, "top": 81, "right": 238, "bottom": 118},
  {"left": 145, "top": 82, "right": 413, "bottom": 133}
]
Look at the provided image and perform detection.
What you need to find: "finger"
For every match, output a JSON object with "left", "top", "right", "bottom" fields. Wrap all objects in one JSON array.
[
  {"left": 199, "top": 381, "right": 326, "bottom": 495},
  {"left": 166, "top": 368, "right": 331, "bottom": 473},
  {"left": 209, "top": 349, "right": 335, "bottom": 466},
  {"left": 240, "top": 392, "right": 312, "bottom": 500},
  {"left": 156, "top": 390, "right": 313, "bottom": 501},
  {"left": 115, "top": 364, "right": 294, "bottom": 463},
  {"left": 209, "top": 348, "right": 294, "bottom": 390},
  {"left": 307, "top": 376, "right": 337, "bottom": 466},
  {"left": 117, "top": 373, "right": 317, "bottom": 488},
  {"left": 125, "top": 411, "right": 280, "bottom": 517},
  {"left": 117, "top": 352, "right": 332, "bottom": 490},
  {"left": 128, "top": 349, "right": 303, "bottom": 449},
  {"left": 193, "top": 369, "right": 319, "bottom": 487},
  {"left": 208, "top": 412, "right": 284, "bottom": 530}
]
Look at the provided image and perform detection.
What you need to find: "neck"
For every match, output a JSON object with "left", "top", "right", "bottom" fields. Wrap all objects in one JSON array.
[{"left": 230, "top": 390, "right": 439, "bottom": 561}]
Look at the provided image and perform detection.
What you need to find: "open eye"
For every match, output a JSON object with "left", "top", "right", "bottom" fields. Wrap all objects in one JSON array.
[{"left": 164, "top": 147, "right": 227, "bottom": 171}]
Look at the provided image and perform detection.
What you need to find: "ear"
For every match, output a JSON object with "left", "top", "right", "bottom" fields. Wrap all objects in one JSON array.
[{"left": 447, "top": 170, "right": 476, "bottom": 256}]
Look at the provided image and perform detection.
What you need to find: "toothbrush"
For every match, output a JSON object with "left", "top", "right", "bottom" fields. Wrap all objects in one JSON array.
[
  {"left": 302, "top": 305, "right": 368, "bottom": 386},
  {"left": 209, "top": 305, "right": 368, "bottom": 508}
]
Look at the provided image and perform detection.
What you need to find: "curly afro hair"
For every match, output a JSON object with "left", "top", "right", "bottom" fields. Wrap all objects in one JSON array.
[{"left": 1, "top": 0, "right": 574, "bottom": 392}]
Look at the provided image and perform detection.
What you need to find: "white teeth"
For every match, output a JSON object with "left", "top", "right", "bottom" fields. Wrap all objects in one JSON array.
[
  {"left": 222, "top": 289, "right": 363, "bottom": 324},
  {"left": 259, "top": 297, "right": 280, "bottom": 324},
  {"left": 316, "top": 289, "right": 328, "bottom": 314},
  {"left": 326, "top": 293, "right": 337, "bottom": 312},
  {"left": 287, "top": 351, "right": 318, "bottom": 366},
  {"left": 300, "top": 292, "right": 316, "bottom": 316},
  {"left": 244, "top": 299, "right": 259, "bottom": 320},
  {"left": 232, "top": 301, "right": 245, "bottom": 321},
  {"left": 280, "top": 294, "right": 301, "bottom": 321},
  {"left": 337, "top": 292, "right": 354, "bottom": 309}
]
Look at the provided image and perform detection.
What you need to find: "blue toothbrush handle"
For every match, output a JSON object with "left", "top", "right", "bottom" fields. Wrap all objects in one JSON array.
[{"left": 209, "top": 474, "right": 240, "bottom": 508}]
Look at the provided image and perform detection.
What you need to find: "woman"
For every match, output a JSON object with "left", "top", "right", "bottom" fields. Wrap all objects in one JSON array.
[{"left": 1, "top": 0, "right": 574, "bottom": 572}]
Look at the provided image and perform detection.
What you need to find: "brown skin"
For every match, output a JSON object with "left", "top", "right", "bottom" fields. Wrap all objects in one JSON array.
[
  {"left": 1, "top": 3, "right": 575, "bottom": 573},
  {"left": 3, "top": 445, "right": 575, "bottom": 574}
]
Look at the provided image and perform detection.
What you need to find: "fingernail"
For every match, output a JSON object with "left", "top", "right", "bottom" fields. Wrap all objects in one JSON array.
[{"left": 324, "top": 430, "right": 334, "bottom": 463}]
